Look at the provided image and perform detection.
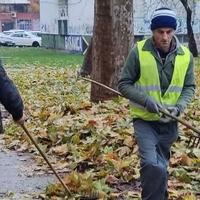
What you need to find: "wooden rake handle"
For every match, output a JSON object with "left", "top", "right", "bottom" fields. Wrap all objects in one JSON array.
[
  {"left": 80, "top": 76, "right": 200, "bottom": 137},
  {"left": 158, "top": 108, "right": 200, "bottom": 136},
  {"left": 20, "top": 124, "right": 72, "bottom": 196}
]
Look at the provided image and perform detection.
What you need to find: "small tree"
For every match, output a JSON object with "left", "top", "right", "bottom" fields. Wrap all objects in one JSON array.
[
  {"left": 179, "top": 0, "right": 198, "bottom": 57},
  {"left": 80, "top": 39, "right": 93, "bottom": 77}
]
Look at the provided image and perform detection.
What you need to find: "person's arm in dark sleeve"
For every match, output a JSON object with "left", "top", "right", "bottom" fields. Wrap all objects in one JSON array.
[
  {"left": 0, "top": 66, "right": 24, "bottom": 121},
  {"left": 118, "top": 46, "right": 148, "bottom": 106},
  {"left": 176, "top": 53, "right": 196, "bottom": 113}
]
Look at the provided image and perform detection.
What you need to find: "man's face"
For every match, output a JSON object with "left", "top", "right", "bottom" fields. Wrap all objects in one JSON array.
[{"left": 153, "top": 27, "right": 175, "bottom": 53}]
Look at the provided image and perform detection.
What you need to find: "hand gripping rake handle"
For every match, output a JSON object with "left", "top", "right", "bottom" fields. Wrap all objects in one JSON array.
[
  {"left": 158, "top": 108, "right": 200, "bottom": 136},
  {"left": 80, "top": 76, "right": 200, "bottom": 137},
  {"left": 20, "top": 124, "right": 72, "bottom": 196}
]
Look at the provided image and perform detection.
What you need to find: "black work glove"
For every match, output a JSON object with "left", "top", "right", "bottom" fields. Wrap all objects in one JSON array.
[
  {"left": 167, "top": 106, "right": 180, "bottom": 117},
  {"left": 144, "top": 97, "right": 161, "bottom": 114},
  {"left": 159, "top": 106, "right": 179, "bottom": 123}
]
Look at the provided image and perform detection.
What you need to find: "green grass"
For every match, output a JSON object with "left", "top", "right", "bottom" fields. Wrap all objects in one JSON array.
[
  {"left": 1, "top": 46, "right": 199, "bottom": 69},
  {"left": 0, "top": 47, "right": 83, "bottom": 68}
]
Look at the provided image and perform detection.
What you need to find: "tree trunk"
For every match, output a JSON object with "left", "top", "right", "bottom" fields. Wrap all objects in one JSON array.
[
  {"left": 90, "top": 0, "right": 134, "bottom": 102},
  {"left": 180, "top": 0, "right": 198, "bottom": 57}
]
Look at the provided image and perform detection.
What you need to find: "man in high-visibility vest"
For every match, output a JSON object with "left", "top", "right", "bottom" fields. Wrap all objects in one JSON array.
[{"left": 118, "top": 7, "right": 195, "bottom": 200}]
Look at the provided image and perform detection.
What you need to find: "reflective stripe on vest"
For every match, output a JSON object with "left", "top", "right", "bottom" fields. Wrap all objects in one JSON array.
[{"left": 130, "top": 39, "right": 190, "bottom": 120}]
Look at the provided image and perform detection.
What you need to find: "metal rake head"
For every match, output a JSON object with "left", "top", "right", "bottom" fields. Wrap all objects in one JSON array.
[
  {"left": 79, "top": 191, "right": 99, "bottom": 200},
  {"left": 187, "top": 135, "right": 200, "bottom": 148}
]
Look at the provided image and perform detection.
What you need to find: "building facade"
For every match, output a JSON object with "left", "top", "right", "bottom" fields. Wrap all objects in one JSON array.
[
  {"left": 40, "top": 0, "right": 200, "bottom": 52},
  {"left": 0, "top": 0, "right": 39, "bottom": 32}
]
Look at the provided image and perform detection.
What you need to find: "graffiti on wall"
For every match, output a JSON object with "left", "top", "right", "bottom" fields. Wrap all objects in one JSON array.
[
  {"left": 41, "top": 24, "right": 48, "bottom": 32},
  {"left": 134, "top": 18, "right": 151, "bottom": 35},
  {"left": 59, "top": 5, "right": 68, "bottom": 20},
  {"left": 68, "top": 23, "right": 93, "bottom": 35},
  {"left": 41, "top": 20, "right": 58, "bottom": 34},
  {"left": 65, "top": 36, "right": 83, "bottom": 52},
  {"left": 134, "top": 0, "right": 200, "bottom": 35},
  {"left": 175, "top": 18, "right": 187, "bottom": 34}
]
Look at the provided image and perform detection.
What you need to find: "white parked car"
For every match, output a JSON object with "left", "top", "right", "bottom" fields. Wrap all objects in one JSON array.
[
  {"left": 0, "top": 33, "right": 14, "bottom": 46},
  {"left": 3, "top": 29, "right": 25, "bottom": 35},
  {"left": 29, "top": 31, "right": 42, "bottom": 37},
  {"left": 9, "top": 31, "right": 41, "bottom": 47}
]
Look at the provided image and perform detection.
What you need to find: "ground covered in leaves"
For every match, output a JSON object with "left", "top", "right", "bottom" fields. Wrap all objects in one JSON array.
[{"left": 2, "top": 66, "right": 200, "bottom": 200}]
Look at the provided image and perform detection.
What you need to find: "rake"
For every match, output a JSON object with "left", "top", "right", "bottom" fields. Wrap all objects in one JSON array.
[
  {"left": 20, "top": 121, "right": 107, "bottom": 199},
  {"left": 20, "top": 124, "right": 72, "bottom": 197},
  {"left": 79, "top": 76, "right": 200, "bottom": 148}
]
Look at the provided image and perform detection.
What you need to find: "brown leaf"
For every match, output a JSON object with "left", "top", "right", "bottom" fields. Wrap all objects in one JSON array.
[
  {"left": 117, "top": 146, "right": 131, "bottom": 157},
  {"left": 52, "top": 144, "right": 68, "bottom": 156},
  {"left": 103, "top": 153, "right": 119, "bottom": 161},
  {"left": 105, "top": 175, "right": 119, "bottom": 185},
  {"left": 180, "top": 154, "right": 193, "bottom": 166}
]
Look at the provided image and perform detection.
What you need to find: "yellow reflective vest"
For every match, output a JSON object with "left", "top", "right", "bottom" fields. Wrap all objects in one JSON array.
[{"left": 130, "top": 40, "right": 190, "bottom": 120}]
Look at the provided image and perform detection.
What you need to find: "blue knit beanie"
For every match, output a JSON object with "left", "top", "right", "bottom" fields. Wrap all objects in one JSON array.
[{"left": 150, "top": 7, "right": 177, "bottom": 30}]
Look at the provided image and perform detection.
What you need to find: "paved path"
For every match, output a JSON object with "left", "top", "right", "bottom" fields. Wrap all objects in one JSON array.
[{"left": 0, "top": 135, "right": 55, "bottom": 200}]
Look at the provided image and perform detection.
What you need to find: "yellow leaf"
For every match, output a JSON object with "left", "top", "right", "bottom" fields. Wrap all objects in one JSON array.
[
  {"left": 183, "top": 194, "right": 196, "bottom": 200},
  {"left": 123, "top": 136, "right": 134, "bottom": 147}
]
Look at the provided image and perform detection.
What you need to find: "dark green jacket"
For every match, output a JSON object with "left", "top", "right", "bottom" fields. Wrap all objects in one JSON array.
[
  {"left": 0, "top": 60, "right": 23, "bottom": 121},
  {"left": 118, "top": 37, "right": 195, "bottom": 113}
]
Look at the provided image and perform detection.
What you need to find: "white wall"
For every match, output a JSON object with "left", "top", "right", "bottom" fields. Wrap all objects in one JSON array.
[
  {"left": 40, "top": 0, "right": 200, "bottom": 36},
  {"left": 40, "top": 0, "right": 59, "bottom": 34},
  {"left": 67, "top": 0, "right": 94, "bottom": 35}
]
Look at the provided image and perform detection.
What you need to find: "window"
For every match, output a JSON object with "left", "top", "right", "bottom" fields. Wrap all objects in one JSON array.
[
  {"left": 14, "top": 4, "right": 28, "bottom": 12},
  {"left": 17, "top": 20, "right": 32, "bottom": 30},
  {"left": 12, "top": 33, "right": 23, "bottom": 37},
  {"left": 58, "top": 20, "right": 68, "bottom": 35}
]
